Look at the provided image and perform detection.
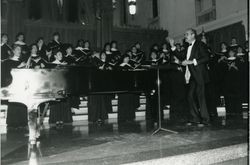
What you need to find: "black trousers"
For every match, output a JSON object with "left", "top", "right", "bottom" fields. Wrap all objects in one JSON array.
[{"left": 187, "top": 79, "right": 210, "bottom": 123}]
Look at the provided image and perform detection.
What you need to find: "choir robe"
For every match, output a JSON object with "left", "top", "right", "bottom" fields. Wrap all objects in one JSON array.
[
  {"left": 28, "top": 56, "right": 47, "bottom": 69},
  {"left": 1, "top": 59, "right": 28, "bottom": 127},
  {"left": 64, "top": 54, "right": 76, "bottom": 65},
  {"left": 223, "top": 57, "right": 243, "bottom": 119},
  {"left": 236, "top": 53, "right": 248, "bottom": 103},
  {"left": 47, "top": 40, "right": 62, "bottom": 52},
  {"left": 74, "top": 48, "right": 92, "bottom": 65},
  {"left": 87, "top": 59, "right": 113, "bottom": 122},
  {"left": 214, "top": 52, "right": 228, "bottom": 99},
  {"left": 1, "top": 43, "right": 12, "bottom": 60},
  {"left": 37, "top": 44, "right": 47, "bottom": 58},
  {"left": 49, "top": 99, "right": 73, "bottom": 124},
  {"left": 110, "top": 49, "right": 122, "bottom": 65},
  {"left": 205, "top": 46, "right": 218, "bottom": 118},
  {"left": 48, "top": 60, "right": 72, "bottom": 124},
  {"left": 88, "top": 95, "right": 111, "bottom": 122},
  {"left": 117, "top": 65, "right": 139, "bottom": 122},
  {"left": 43, "top": 54, "right": 55, "bottom": 64},
  {"left": 136, "top": 50, "right": 146, "bottom": 63},
  {"left": 167, "top": 51, "right": 188, "bottom": 122}
]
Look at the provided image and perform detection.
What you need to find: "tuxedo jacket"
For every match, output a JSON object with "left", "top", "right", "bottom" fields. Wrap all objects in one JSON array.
[{"left": 173, "top": 40, "right": 210, "bottom": 85}]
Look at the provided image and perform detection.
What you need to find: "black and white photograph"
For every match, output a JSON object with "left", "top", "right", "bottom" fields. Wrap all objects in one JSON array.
[{"left": 0, "top": 0, "right": 249, "bottom": 164}]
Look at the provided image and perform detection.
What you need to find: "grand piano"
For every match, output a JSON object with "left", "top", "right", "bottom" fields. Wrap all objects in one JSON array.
[{"left": 1, "top": 65, "right": 179, "bottom": 143}]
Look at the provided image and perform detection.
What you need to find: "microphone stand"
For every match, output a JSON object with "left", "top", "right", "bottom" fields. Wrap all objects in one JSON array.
[{"left": 152, "top": 67, "right": 178, "bottom": 135}]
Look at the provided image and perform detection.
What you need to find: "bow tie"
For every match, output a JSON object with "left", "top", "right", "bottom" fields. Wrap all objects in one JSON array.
[{"left": 189, "top": 43, "right": 192, "bottom": 46}]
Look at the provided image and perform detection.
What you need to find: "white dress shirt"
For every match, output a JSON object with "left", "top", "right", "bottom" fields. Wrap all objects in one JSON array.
[{"left": 185, "top": 40, "right": 196, "bottom": 84}]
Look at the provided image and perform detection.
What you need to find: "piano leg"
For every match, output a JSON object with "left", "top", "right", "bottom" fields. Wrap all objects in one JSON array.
[{"left": 28, "top": 110, "right": 40, "bottom": 145}]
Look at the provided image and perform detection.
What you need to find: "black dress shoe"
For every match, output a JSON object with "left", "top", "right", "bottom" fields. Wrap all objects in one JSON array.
[
  {"left": 201, "top": 121, "right": 211, "bottom": 127},
  {"left": 186, "top": 121, "right": 200, "bottom": 126}
]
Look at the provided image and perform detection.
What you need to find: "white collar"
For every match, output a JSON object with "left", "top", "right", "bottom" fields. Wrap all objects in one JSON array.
[
  {"left": 162, "top": 49, "right": 168, "bottom": 53},
  {"left": 52, "top": 59, "right": 62, "bottom": 64},
  {"left": 228, "top": 57, "right": 236, "bottom": 60},
  {"left": 230, "top": 44, "right": 238, "bottom": 47},
  {"left": 54, "top": 40, "right": 60, "bottom": 44},
  {"left": 83, "top": 47, "right": 89, "bottom": 50},
  {"left": 221, "top": 49, "right": 227, "bottom": 52},
  {"left": 14, "top": 41, "right": 26, "bottom": 45},
  {"left": 120, "top": 63, "right": 131, "bottom": 67},
  {"left": 111, "top": 48, "right": 117, "bottom": 51},
  {"left": 75, "top": 47, "right": 83, "bottom": 50},
  {"left": 190, "top": 40, "right": 196, "bottom": 46},
  {"left": 106, "top": 51, "right": 112, "bottom": 54},
  {"left": 65, "top": 54, "right": 74, "bottom": 57},
  {"left": 11, "top": 56, "right": 19, "bottom": 61},
  {"left": 237, "top": 53, "right": 245, "bottom": 56}
]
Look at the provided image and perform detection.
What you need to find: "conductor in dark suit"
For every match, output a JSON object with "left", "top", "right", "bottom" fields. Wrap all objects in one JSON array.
[{"left": 169, "top": 28, "right": 210, "bottom": 126}]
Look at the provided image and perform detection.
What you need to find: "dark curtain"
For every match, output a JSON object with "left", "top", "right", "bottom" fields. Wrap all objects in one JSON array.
[{"left": 207, "top": 22, "right": 246, "bottom": 52}]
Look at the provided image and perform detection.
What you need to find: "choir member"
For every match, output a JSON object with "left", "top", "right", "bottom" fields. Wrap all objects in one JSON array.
[
  {"left": 236, "top": 46, "right": 247, "bottom": 62},
  {"left": 215, "top": 42, "right": 228, "bottom": 101},
  {"left": 130, "top": 46, "right": 143, "bottom": 65},
  {"left": 150, "top": 44, "right": 160, "bottom": 54},
  {"left": 99, "top": 51, "right": 113, "bottom": 70},
  {"left": 1, "top": 33, "right": 12, "bottom": 61},
  {"left": 166, "top": 41, "right": 188, "bottom": 122},
  {"left": 201, "top": 35, "right": 218, "bottom": 120},
  {"left": 63, "top": 44, "right": 80, "bottom": 111},
  {"left": 110, "top": 41, "right": 122, "bottom": 65},
  {"left": 52, "top": 50, "right": 67, "bottom": 65},
  {"left": 159, "top": 43, "right": 171, "bottom": 64},
  {"left": 236, "top": 46, "right": 248, "bottom": 104},
  {"left": 117, "top": 55, "right": 139, "bottom": 123},
  {"left": 103, "top": 42, "right": 112, "bottom": 61},
  {"left": 135, "top": 42, "right": 145, "bottom": 62},
  {"left": 118, "top": 54, "right": 139, "bottom": 70},
  {"left": 36, "top": 37, "right": 47, "bottom": 58},
  {"left": 148, "top": 51, "right": 160, "bottom": 66},
  {"left": 43, "top": 48, "right": 55, "bottom": 63},
  {"left": 244, "top": 41, "right": 249, "bottom": 53},
  {"left": 49, "top": 50, "right": 72, "bottom": 126},
  {"left": 229, "top": 37, "right": 239, "bottom": 51},
  {"left": 224, "top": 49, "right": 243, "bottom": 120},
  {"left": 74, "top": 39, "right": 84, "bottom": 58},
  {"left": 82, "top": 40, "right": 92, "bottom": 57},
  {"left": 175, "top": 43, "right": 182, "bottom": 52},
  {"left": 63, "top": 44, "right": 76, "bottom": 65},
  {"left": 47, "top": 32, "right": 62, "bottom": 52},
  {"left": 88, "top": 51, "right": 112, "bottom": 124},
  {"left": 26, "top": 44, "right": 46, "bottom": 69},
  {"left": 1, "top": 45, "right": 27, "bottom": 128},
  {"left": 75, "top": 40, "right": 92, "bottom": 64},
  {"left": 14, "top": 32, "right": 29, "bottom": 62}
]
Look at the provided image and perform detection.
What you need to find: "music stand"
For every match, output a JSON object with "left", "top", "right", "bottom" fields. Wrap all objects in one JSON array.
[{"left": 152, "top": 67, "right": 178, "bottom": 135}]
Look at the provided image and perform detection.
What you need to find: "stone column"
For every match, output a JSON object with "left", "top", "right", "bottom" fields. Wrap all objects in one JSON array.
[{"left": 95, "top": 0, "right": 113, "bottom": 49}]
